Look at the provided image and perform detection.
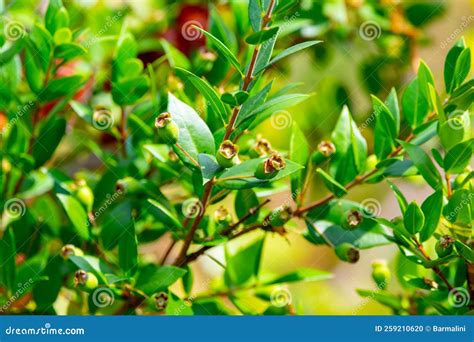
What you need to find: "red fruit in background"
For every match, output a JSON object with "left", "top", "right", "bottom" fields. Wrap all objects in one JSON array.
[
  {"left": 0, "top": 112, "right": 7, "bottom": 130},
  {"left": 176, "top": 4, "right": 209, "bottom": 55},
  {"left": 38, "top": 62, "right": 94, "bottom": 120}
]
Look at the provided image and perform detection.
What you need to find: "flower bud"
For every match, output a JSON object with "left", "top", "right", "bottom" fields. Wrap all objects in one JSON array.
[
  {"left": 154, "top": 291, "right": 169, "bottom": 311},
  {"left": 216, "top": 140, "right": 239, "bottom": 168},
  {"left": 214, "top": 206, "right": 232, "bottom": 226},
  {"left": 61, "top": 244, "right": 84, "bottom": 260},
  {"left": 371, "top": 259, "right": 390, "bottom": 290},
  {"left": 255, "top": 153, "right": 286, "bottom": 180},
  {"left": 155, "top": 112, "right": 179, "bottom": 144},
  {"left": 74, "top": 270, "right": 98, "bottom": 290},
  {"left": 335, "top": 243, "right": 360, "bottom": 263},
  {"left": 75, "top": 179, "right": 94, "bottom": 212},
  {"left": 269, "top": 205, "right": 293, "bottom": 227},
  {"left": 435, "top": 235, "right": 455, "bottom": 258},
  {"left": 249, "top": 137, "right": 273, "bottom": 158},
  {"left": 346, "top": 210, "right": 363, "bottom": 229}
]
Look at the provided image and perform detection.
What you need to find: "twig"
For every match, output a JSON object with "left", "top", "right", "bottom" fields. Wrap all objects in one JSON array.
[
  {"left": 160, "top": 239, "right": 176, "bottom": 265},
  {"left": 120, "top": 106, "right": 127, "bottom": 158},
  {"left": 221, "top": 198, "right": 271, "bottom": 236}
]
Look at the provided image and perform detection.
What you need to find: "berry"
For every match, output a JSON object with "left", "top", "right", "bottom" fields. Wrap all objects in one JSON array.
[
  {"left": 255, "top": 153, "right": 286, "bottom": 180},
  {"left": 154, "top": 291, "right": 169, "bottom": 311},
  {"left": 60, "top": 244, "right": 84, "bottom": 260},
  {"left": 75, "top": 179, "right": 94, "bottom": 212},
  {"left": 435, "top": 235, "right": 455, "bottom": 258},
  {"left": 346, "top": 210, "right": 363, "bottom": 229},
  {"left": 335, "top": 243, "right": 360, "bottom": 263},
  {"left": 155, "top": 112, "right": 180, "bottom": 144},
  {"left": 371, "top": 259, "right": 391, "bottom": 289},
  {"left": 116, "top": 177, "right": 143, "bottom": 195},
  {"left": 249, "top": 137, "right": 273, "bottom": 158},
  {"left": 214, "top": 206, "right": 232, "bottom": 226},
  {"left": 216, "top": 140, "right": 239, "bottom": 168},
  {"left": 312, "top": 141, "right": 336, "bottom": 165},
  {"left": 74, "top": 270, "right": 98, "bottom": 290},
  {"left": 269, "top": 205, "right": 293, "bottom": 227}
]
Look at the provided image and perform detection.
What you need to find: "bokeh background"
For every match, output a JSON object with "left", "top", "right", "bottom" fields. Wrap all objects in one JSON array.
[{"left": 3, "top": 0, "right": 473, "bottom": 314}]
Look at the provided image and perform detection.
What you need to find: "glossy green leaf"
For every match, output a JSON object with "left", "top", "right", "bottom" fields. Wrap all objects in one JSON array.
[
  {"left": 419, "top": 190, "right": 443, "bottom": 242},
  {"left": 32, "top": 117, "right": 66, "bottom": 168},
  {"left": 118, "top": 201, "right": 138, "bottom": 277},
  {"left": 290, "top": 122, "right": 309, "bottom": 195},
  {"left": 402, "top": 78, "right": 429, "bottom": 129},
  {"left": 148, "top": 199, "right": 182, "bottom": 228},
  {"left": 403, "top": 201, "right": 425, "bottom": 235},
  {"left": 444, "top": 139, "right": 473, "bottom": 174},
  {"left": 135, "top": 264, "right": 187, "bottom": 296},
  {"left": 372, "top": 96, "right": 397, "bottom": 160},
  {"left": 263, "top": 268, "right": 332, "bottom": 285},
  {"left": 444, "top": 38, "right": 466, "bottom": 93},
  {"left": 57, "top": 193, "right": 90, "bottom": 240},
  {"left": 0, "top": 228, "right": 16, "bottom": 291},
  {"left": 112, "top": 75, "right": 149, "bottom": 106},
  {"left": 235, "top": 189, "right": 260, "bottom": 224},
  {"left": 224, "top": 236, "right": 264, "bottom": 286},
  {"left": 316, "top": 168, "right": 347, "bottom": 198},
  {"left": 245, "top": 27, "right": 279, "bottom": 45}
]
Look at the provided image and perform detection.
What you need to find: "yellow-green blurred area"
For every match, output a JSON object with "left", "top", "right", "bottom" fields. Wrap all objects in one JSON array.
[{"left": 3, "top": 0, "right": 473, "bottom": 314}]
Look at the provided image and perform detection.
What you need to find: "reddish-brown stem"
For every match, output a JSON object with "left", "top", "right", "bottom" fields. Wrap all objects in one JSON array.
[
  {"left": 120, "top": 107, "right": 127, "bottom": 158},
  {"left": 220, "top": 198, "right": 271, "bottom": 236},
  {"left": 160, "top": 239, "right": 176, "bottom": 265}
]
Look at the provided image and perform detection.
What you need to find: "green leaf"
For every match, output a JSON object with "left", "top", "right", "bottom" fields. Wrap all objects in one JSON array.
[
  {"left": 235, "top": 81, "right": 272, "bottom": 127},
  {"left": 357, "top": 289, "right": 403, "bottom": 310},
  {"left": 118, "top": 201, "right": 138, "bottom": 277},
  {"left": 444, "top": 139, "right": 473, "bottom": 174},
  {"left": 419, "top": 190, "right": 443, "bottom": 242},
  {"left": 175, "top": 68, "right": 227, "bottom": 125},
  {"left": 147, "top": 199, "right": 182, "bottom": 228},
  {"left": 418, "top": 60, "right": 435, "bottom": 103},
  {"left": 198, "top": 154, "right": 221, "bottom": 184},
  {"left": 112, "top": 75, "right": 149, "bottom": 106},
  {"left": 245, "top": 27, "right": 279, "bottom": 45},
  {"left": 0, "top": 228, "right": 16, "bottom": 291},
  {"left": 387, "top": 180, "right": 408, "bottom": 213},
  {"left": 216, "top": 158, "right": 304, "bottom": 190},
  {"left": 68, "top": 255, "right": 110, "bottom": 284},
  {"left": 32, "top": 117, "right": 66, "bottom": 168},
  {"left": 101, "top": 201, "right": 131, "bottom": 250},
  {"left": 316, "top": 168, "right": 347, "bottom": 198},
  {"left": 135, "top": 264, "right": 187, "bottom": 296},
  {"left": 453, "top": 48, "right": 471, "bottom": 90},
  {"left": 54, "top": 42, "right": 87, "bottom": 61},
  {"left": 57, "top": 193, "right": 90, "bottom": 240},
  {"left": 235, "top": 189, "right": 260, "bottom": 224},
  {"left": 443, "top": 189, "right": 473, "bottom": 225},
  {"left": 224, "top": 236, "right": 265, "bottom": 286},
  {"left": 329, "top": 106, "right": 367, "bottom": 185},
  {"left": 403, "top": 201, "right": 425, "bottom": 235},
  {"left": 249, "top": 0, "right": 265, "bottom": 32},
  {"left": 372, "top": 95, "right": 397, "bottom": 159},
  {"left": 263, "top": 268, "right": 332, "bottom": 285},
  {"left": 167, "top": 93, "right": 215, "bottom": 164},
  {"left": 402, "top": 78, "right": 429, "bottom": 129},
  {"left": 256, "top": 41, "right": 322, "bottom": 74},
  {"left": 455, "top": 241, "right": 474, "bottom": 263},
  {"left": 221, "top": 91, "right": 249, "bottom": 107},
  {"left": 290, "top": 122, "right": 309, "bottom": 195},
  {"left": 160, "top": 39, "right": 190, "bottom": 69},
  {"left": 444, "top": 38, "right": 466, "bottom": 93},
  {"left": 196, "top": 27, "right": 243, "bottom": 76},
  {"left": 438, "top": 110, "right": 471, "bottom": 151},
  {"left": 399, "top": 141, "right": 442, "bottom": 190}
]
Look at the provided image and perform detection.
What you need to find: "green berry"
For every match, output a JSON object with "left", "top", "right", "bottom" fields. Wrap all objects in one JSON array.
[
  {"left": 116, "top": 177, "right": 143, "bottom": 195},
  {"left": 335, "top": 243, "right": 360, "bottom": 263},
  {"left": 154, "top": 291, "right": 169, "bottom": 311},
  {"left": 255, "top": 153, "right": 286, "bottom": 180},
  {"left": 155, "top": 112, "right": 179, "bottom": 144},
  {"left": 74, "top": 270, "right": 98, "bottom": 290},
  {"left": 61, "top": 244, "right": 84, "bottom": 260},
  {"left": 435, "top": 235, "right": 454, "bottom": 258},
  {"left": 214, "top": 206, "right": 232, "bottom": 226},
  {"left": 216, "top": 140, "right": 239, "bottom": 168},
  {"left": 312, "top": 141, "right": 336, "bottom": 165},
  {"left": 346, "top": 210, "right": 363, "bottom": 229},
  {"left": 371, "top": 260, "right": 390, "bottom": 289},
  {"left": 269, "top": 205, "right": 293, "bottom": 227},
  {"left": 249, "top": 137, "right": 273, "bottom": 158},
  {"left": 75, "top": 180, "right": 94, "bottom": 212}
]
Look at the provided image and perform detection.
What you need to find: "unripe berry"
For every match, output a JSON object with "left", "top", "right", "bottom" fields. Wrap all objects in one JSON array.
[
  {"left": 435, "top": 235, "right": 455, "bottom": 258},
  {"left": 155, "top": 112, "right": 179, "bottom": 144},
  {"left": 116, "top": 177, "right": 143, "bottom": 195},
  {"left": 60, "top": 244, "right": 84, "bottom": 260},
  {"left": 154, "top": 291, "right": 169, "bottom": 311},
  {"left": 312, "top": 140, "right": 336, "bottom": 165},
  {"left": 75, "top": 179, "right": 94, "bottom": 212},
  {"left": 214, "top": 206, "right": 232, "bottom": 226},
  {"left": 346, "top": 210, "right": 363, "bottom": 229},
  {"left": 249, "top": 137, "right": 273, "bottom": 158},
  {"left": 74, "top": 270, "right": 98, "bottom": 290},
  {"left": 335, "top": 243, "right": 360, "bottom": 263},
  {"left": 269, "top": 205, "right": 293, "bottom": 227},
  {"left": 216, "top": 140, "right": 240, "bottom": 168},
  {"left": 255, "top": 153, "right": 286, "bottom": 180},
  {"left": 371, "top": 259, "right": 391, "bottom": 290}
]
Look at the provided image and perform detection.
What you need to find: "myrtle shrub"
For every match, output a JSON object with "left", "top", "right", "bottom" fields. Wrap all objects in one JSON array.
[{"left": 0, "top": 0, "right": 473, "bottom": 315}]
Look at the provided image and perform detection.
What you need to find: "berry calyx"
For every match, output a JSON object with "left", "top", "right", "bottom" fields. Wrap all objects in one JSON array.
[
  {"left": 155, "top": 112, "right": 180, "bottom": 144},
  {"left": 216, "top": 140, "right": 240, "bottom": 168},
  {"left": 255, "top": 153, "right": 286, "bottom": 180},
  {"left": 335, "top": 243, "right": 360, "bottom": 263},
  {"left": 74, "top": 270, "right": 98, "bottom": 290},
  {"left": 435, "top": 235, "right": 455, "bottom": 258},
  {"left": 61, "top": 244, "right": 84, "bottom": 260},
  {"left": 269, "top": 205, "right": 293, "bottom": 227}
]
